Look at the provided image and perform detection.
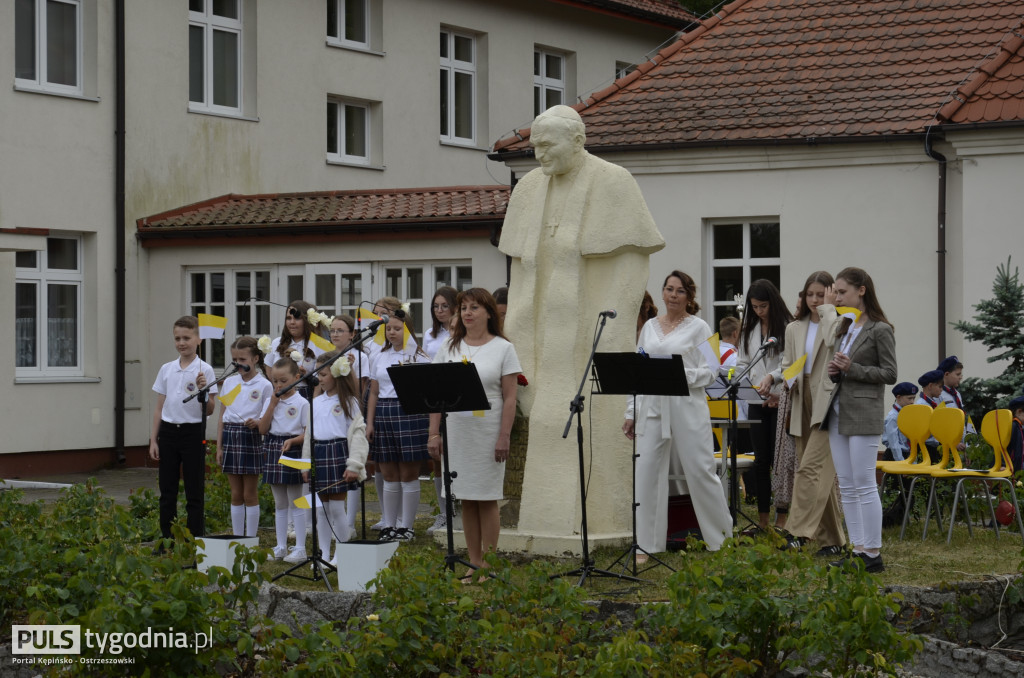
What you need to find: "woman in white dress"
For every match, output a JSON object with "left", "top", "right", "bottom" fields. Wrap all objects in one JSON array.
[
  {"left": 623, "top": 271, "right": 732, "bottom": 559},
  {"left": 428, "top": 288, "right": 521, "bottom": 580}
]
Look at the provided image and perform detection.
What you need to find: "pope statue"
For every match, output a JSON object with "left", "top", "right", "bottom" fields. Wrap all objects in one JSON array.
[{"left": 499, "top": 105, "right": 665, "bottom": 544}]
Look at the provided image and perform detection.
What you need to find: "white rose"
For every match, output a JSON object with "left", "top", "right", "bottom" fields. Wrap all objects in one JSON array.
[
  {"left": 257, "top": 335, "right": 272, "bottom": 354},
  {"left": 400, "top": 302, "right": 411, "bottom": 314},
  {"left": 306, "top": 308, "right": 319, "bottom": 325},
  {"left": 290, "top": 350, "right": 303, "bottom": 363},
  {"left": 330, "top": 359, "right": 352, "bottom": 378}
]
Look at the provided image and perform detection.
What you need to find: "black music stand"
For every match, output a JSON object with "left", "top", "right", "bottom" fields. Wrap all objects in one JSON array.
[
  {"left": 593, "top": 352, "right": 687, "bottom": 577},
  {"left": 706, "top": 373, "right": 764, "bottom": 525},
  {"left": 388, "top": 362, "right": 490, "bottom": 576}
]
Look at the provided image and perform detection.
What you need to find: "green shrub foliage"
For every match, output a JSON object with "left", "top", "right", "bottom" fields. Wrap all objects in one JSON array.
[{"left": 2, "top": 484, "right": 921, "bottom": 676}]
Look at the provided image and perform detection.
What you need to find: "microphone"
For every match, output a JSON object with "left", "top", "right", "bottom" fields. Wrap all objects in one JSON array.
[
  {"left": 598, "top": 309, "right": 618, "bottom": 319},
  {"left": 232, "top": 361, "right": 251, "bottom": 372},
  {"left": 760, "top": 337, "right": 778, "bottom": 351},
  {"left": 365, "top": 314, "right": 389, "bottom": 332}
]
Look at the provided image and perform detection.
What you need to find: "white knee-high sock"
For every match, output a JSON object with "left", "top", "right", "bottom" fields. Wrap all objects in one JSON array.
[
  {"left": 230, "top": 504, "right": 245, "bottom": 535},
  {"left": 274, "top": 509, "right": 288, "bottom": 549},
  {"left": 346, "top": 487, "right": 361, "bottom": 529},
  {"left": 374, "top": 474, "right": 384, "bottom": 505},
  {"left": 382, "top": 481, "right": 402, "bottom": 528},
  {"left": 402, "top": 480, "right": 420, "bottom": 532},
  {"left": 330, "top": 500, "right": 349, "bottom": 542},
  {"left": 316, "top": 506, "right": 332, "bottom": 559},
  {"left": 289, "top": 485, "right": 307, "bottom": 549},
  {"left": 244, "top": 504, "right": 260, "bottom": 537}
]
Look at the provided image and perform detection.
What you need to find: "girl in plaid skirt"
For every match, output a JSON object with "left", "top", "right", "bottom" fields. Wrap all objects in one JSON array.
[
  {"left": 367, "top": 309, "right": 430, "bottom": 541},
  {"left": 309, "top": 351, "right": 369, "bottom": 565},
  {"left": 216, "top": 336, "right": 273, "bottom": 537},
  {"left": 259, "top": 358, "right": 310, "bottom": 563}
]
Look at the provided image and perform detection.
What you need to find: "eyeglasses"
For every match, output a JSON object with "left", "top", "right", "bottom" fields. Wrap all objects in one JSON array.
[{"left": 432, "top": 303, "right": 450, "bottom": 310}]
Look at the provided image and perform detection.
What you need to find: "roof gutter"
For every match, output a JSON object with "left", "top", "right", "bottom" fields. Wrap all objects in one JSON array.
[
  {"left": 489, "top": 131, "right": 931, "bottom": 161},
  {"left": 923, "top": 125, "right": 947, "bottom": 360},
  {"left": 114, "top": 0, "right": 126, "bottom": 465}
]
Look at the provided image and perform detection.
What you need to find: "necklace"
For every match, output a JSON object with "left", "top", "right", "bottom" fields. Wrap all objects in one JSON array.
[{"left": 659, "top": 314, "right": 689, "bottom": 333}]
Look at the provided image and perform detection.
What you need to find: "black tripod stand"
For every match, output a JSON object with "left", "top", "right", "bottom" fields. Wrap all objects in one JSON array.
[
  {"left": 594, "top": 351, "right": 688, "bottom": 577},
  {"left": 388, "top": 361, "right": 490, "bottom": 576},
  {"left": 550, "top": 313, "right": 642, "bottom": 587}
]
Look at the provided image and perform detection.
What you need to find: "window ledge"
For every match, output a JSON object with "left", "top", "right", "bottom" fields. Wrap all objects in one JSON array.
[
  {"left": 326, "top": 158, "right": 385, "bottom": 171},
  {"left": 187, "top": 105, "right": 259, "bottom": 123},
  {"left": 15, "top": 376, "right": 101, "bottom": 384},
  {"left": 325, "top": 40, "right": 385, "bottom": 57},
  {"left": 13, "top": 83, "right": 100, "bottom": 102},
  {"left": 439, "top": 140, "right": 489, "bottom": 152}
]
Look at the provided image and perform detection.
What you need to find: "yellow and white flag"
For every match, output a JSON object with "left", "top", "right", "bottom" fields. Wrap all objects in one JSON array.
[
  {"left": 198, "top": 313, "right": 227, "bottom": 340},
  {"left": 835, "top": 306, "right": 862, "bottom": 323},
  {"left": 310, "top": 332, "right": 334, "bottom": 353},
  {"left": 217, "top": 384, "right": 241, "bottom": 406},
  {"left": 278, "top": 456, "right": 311, "bottom": 470},
  {"left": 697, "top": 333, "right": 722, "bottom": 372},
  {"left": 293, "top": 493, "right": 323, "bottom": 510},
  {"left": 783, "top": 354, "right": 807, "bottom": 388}
]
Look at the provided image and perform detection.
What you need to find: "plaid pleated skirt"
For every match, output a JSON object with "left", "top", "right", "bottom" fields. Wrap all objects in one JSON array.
[
  {"left": 312, "top": 437, "right": 360, "bottom": 494},
  {"left": 371, "top": 398, "right": 429, "bottom": 464},
  {"left": 221, "top": 423, "right": 262, "bottom": 475},
  {"left": 261, "top": 433, "right": 304, "bottom": 485}
]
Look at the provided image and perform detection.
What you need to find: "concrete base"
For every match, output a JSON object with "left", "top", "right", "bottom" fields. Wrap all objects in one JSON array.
[{"left": 433, "top": 528, "right": 633, "bottom": 557}]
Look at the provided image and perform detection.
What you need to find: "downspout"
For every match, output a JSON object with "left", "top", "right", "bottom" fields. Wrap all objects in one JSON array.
[
  {"left": 114, "top": 0, "right": 126, "bottom": 464},
  {"left": 923, "top": 126, "right": 947, "bottom": 360}
]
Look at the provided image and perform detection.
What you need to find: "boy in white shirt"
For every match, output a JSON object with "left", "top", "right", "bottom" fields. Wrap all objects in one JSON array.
[{"left": 150, "top": 316, "right": 217, "bottom": 541}]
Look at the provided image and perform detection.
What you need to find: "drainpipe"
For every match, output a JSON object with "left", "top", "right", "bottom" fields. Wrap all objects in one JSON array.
[
  {"left": 114, "top": 0, "right": 126, "bottom": 464},
  {"left": 924, "top": 127, "right": 947, "bottom": 361}
]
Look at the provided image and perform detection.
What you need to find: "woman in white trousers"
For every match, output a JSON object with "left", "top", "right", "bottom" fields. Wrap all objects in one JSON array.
[{"left": 624, "top": 271, "right": 733, "bottom": 560}]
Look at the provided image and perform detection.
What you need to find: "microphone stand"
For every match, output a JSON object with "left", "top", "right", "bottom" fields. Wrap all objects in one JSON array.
[
  {"left": 272, "top": 320, "right": 384, "bottom": 590},
  {"left": 182, "top": 362, "right": 241, "bottom": 539},
  {"left": 551, "top": 314, "right": 642, "bottom": 587},
  {"left": 725, "top": 339, "right": 772, "bottom": 526}
]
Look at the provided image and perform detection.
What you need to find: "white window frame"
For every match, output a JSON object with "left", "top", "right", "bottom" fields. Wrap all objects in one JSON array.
[
  {"left": 15, "top": 235, "right": 84, "bottom": 378},
  {"left": 327, "top": 98, "right": 370, "bottom": 166},
  {"left": 440, "top": 29, "right": 476, "bottom": 146},
  {"left": 705, "top": 219, "right": 782, "bottom": 327},
  {"left": 327, "top": 0, "right": 369, "bottom": 50},
  {"left": 188, "top": 0, "right": 243, "bottom": 116},
  {"left": 15, "top": 0, "right": 83, "bottom": 96},
  {"left": 534, "top": 48, "right": 565, "bottom": 116},
  {"left": 381, "top": 262, "right": 473, "bottom": 335},
  {"left": 616, "top": 61, "right": 637, "bottom": 80}
]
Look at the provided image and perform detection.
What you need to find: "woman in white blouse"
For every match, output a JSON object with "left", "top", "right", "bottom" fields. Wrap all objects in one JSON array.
[{"left": 623, "top": 271, "right": 732, "bottom": 559}]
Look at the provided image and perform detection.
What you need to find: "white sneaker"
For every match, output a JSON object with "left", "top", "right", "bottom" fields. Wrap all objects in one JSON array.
[
  {"left": 426, "top": 513, "right": 447, "bottom": 535},
  {"left": 283, "top": 547, "right": 307, "bottom": 564},
  {"left": 272, "top": 545, "right": 287, "bottom": 561},
  {"left": 370, "top": 520, "right": 385, "bottom": 532}
]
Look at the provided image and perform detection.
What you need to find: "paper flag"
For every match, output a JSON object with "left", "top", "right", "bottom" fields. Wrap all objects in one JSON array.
[
  {"left": 697, "top": 333, "right": 721, "bottom": 372},
  {"left": 198, "top": 313, "right": 227, "bottom": 340},
  {"left": 357, "top": 308, "right": 381, "bottom": 321},
  {"left": 278, "top": 456, "right": 311, "bottom": 470},
  {"left": 217, "top": 384, "right": 241, "bottom": 406},
  {"left": 293, "top": 493, "right": 323, "bottom": 510},
  {"left": 835, "top": 306, "right": 862, "bottom": 323},
  {"left": 783, "top": 354, "right": 807, "bottom": 388},
  {"left": 310, "top": 332, "right": 334, "bottom": 353}
]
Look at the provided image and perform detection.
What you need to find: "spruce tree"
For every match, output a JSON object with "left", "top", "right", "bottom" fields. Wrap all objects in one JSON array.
[{"left": 953, "top": 256, "right": 1024, "bottom": 421}]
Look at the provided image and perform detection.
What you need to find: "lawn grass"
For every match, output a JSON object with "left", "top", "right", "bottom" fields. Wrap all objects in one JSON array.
[{"left": 256, "top": 480, "right": 1024, "bottom": 597}]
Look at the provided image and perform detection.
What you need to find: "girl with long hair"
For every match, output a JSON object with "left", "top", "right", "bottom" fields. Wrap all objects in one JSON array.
[{"left": 736, "top": 279, "right": 793, "bottom": 533}]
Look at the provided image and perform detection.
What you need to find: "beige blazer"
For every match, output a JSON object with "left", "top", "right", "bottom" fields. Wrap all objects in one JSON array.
[
  {"left": 777, "top": 305, "right": 837, "bottom": 435},
  {"left": 819, "top": 313, "right": 898, "bottom": 436}
]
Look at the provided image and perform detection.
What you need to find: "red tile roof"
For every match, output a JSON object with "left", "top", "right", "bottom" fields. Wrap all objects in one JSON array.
[
  {"left": 563, "top": 0, "right": 696, "bottom": 27},
  {"left": 494, "top": 0, "right": 1024, "bottom": 153},
  {"left": 137, "top": 186, "right": 510, "bottom": 244}
]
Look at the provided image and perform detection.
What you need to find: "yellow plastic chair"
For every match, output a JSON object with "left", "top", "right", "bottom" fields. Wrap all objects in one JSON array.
[
  {"left": 930, "top": 410, "right": 1024, "bottom": 544},
  {"left": 882, "top": 405, "right": 947, "bottom": 540},
  {"left": 920, "top": 407, "right": 966, "bottom": 539}
]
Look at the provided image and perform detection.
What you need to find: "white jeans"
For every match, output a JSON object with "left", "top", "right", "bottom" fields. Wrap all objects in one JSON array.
[{"left": 828, "top": 415, "right": 883, "bottom": 550}]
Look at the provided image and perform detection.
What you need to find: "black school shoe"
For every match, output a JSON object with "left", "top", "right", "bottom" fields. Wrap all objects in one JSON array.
[
  {"left": 814, "top": 544, "right": 844, "bottom": 558},
  {"left": 829, "top": 551, "right": 885, "bottom": 573}
]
